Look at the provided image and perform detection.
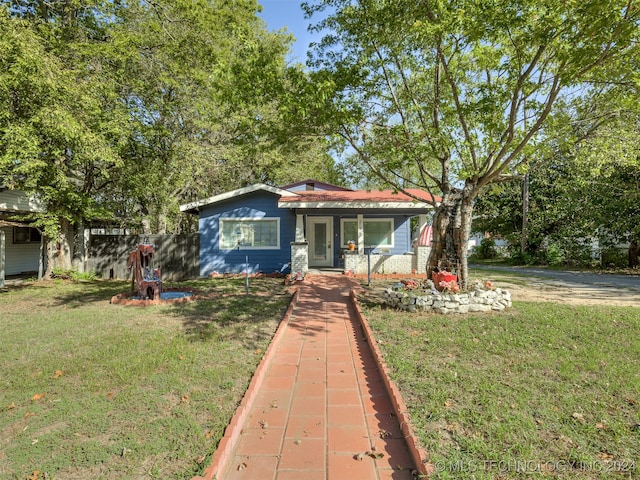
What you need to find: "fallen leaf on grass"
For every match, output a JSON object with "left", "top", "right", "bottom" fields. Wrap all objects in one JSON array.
[
  {"left": 31, "top": 393, "right": 46, "bottom": 401},
  {"left": 205, "top": 430, "right": 214, "bottom": 439},
  {"left": 28, "top": 471, "right": 41, "bottom": 480},
  {"left": 181, "top": 394, "right": 190, "bottom": 403},
  {"left": 52, "top": 370, "right": 63, "bottom": 379},
  {"left": 597, "top": 452, "right": 614, "bottom": 460},
  {"left": 571, "top": 412, "right": 585, "bottom": 423},
  {"left": 595, "top": 422, "right": 608, "bottom": 430},
  {"left": 3, "top": 403, "right": 15, "bottom": 411},
  {"left": 196, "top": 455, "right": 206, "bottom": 464}
]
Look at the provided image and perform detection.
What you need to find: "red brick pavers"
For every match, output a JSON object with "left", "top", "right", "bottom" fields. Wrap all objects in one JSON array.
[{"left": 202, "top": 275, "right": 421, "bottom": 480}]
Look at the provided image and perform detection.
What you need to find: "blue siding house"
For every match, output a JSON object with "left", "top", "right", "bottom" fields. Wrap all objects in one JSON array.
[{"left": 180, "top": 180, "right": 436, "bottom": 276}]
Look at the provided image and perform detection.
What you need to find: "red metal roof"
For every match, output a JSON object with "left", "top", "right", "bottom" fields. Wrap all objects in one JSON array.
[{"left": 279, "top": 189, "right": 439, "bottom": 204}]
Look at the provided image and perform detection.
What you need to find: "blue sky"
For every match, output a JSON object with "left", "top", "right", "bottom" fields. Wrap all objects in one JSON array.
[{"left": 257, "top": 0, "right": 320, "bottom": 63}]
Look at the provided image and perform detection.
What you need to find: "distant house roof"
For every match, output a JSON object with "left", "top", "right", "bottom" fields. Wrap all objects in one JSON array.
[
  {"left": 280, "top": 179, "right": 353, "bottom": 192},
  {"left": 179, "top": 183, "right": 297, "bottom": 213},
  {"left": 0, "top": 188, "right": 44, "bottom": 214},
  {"left": 278, "top": 189, "right": 438, "bottom": 209}
]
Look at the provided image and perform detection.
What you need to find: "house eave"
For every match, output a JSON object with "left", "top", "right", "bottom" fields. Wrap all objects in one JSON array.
[{"left": 180, "top": 184, "right": 298, "bottom": 213}]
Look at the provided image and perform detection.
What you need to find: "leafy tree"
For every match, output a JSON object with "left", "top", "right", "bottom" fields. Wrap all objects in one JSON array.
[
  {"left": 302, "top": 0, "right": 640, "bottom": 286},
  {"left": 100, "top": 0, "right": 341, "bottom": 233},
  {"left": 474, "top": 97, "right": 640, "bottom": 267},
  {"left": 0, "top": 2, "right": 129, "bottom": 273},
  {"left": 1, "top": 0, "right": 339, "bottom": 273}
]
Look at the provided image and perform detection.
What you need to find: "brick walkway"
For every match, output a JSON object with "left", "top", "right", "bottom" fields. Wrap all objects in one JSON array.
[{"left": 197, "top": 275, "right": 421, "bottom": 480}]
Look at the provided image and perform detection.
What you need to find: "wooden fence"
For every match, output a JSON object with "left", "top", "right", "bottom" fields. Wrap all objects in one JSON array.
[{"left": 88, "top": 234, "right": 199, "bottom": 281}]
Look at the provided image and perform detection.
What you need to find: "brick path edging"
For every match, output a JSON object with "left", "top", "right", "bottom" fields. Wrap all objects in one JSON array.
[
  {"left": 191, "top": 288, "right": 300, "bottom": 480},
  {"left": 349, "top": 289, "right": 435, "bottom": 478}
]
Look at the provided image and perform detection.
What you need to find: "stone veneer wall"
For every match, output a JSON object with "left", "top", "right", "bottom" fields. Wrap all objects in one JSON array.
[
  {"left": 343, "top": 246, "right": 431, "bottom": 275},
  {"left": 290, "top": 242, "right": 308, "bottom": 274},
  {"left": 385, "top": 286, "right": 512, "bottom": 314}
]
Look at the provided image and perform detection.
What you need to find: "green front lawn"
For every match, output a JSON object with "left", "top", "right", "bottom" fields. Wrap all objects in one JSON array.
[
  {"left": 362, "top": 297, "right": 640, "bottom": 479},
  {"left": 0, "top": 278, "right": 290, "bottom": 480},
  {"left": 3, "top": 274, "right": 638, "bottom": 480}
]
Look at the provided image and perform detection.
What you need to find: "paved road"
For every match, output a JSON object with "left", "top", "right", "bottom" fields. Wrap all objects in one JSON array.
[{"left": 470, "top": 264, "right": 640, "bottom": 290}]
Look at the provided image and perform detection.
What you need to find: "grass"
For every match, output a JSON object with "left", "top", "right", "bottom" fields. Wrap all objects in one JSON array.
[
  {"left": 0, "top": 277, "right": 291, "bottom": 480},
  {"left": 3, "top": 272, "right": 638, "bottom": 479},
  {"left": 361, "top": 296, "right": 640, "bottom": 479}
]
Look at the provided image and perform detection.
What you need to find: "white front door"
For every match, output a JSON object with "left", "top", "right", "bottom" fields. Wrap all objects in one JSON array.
[{"left": 308, "top": 217, "right": 333, "bottom": 267}]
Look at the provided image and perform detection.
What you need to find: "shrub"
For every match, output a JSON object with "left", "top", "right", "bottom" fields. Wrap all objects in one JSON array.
[
  {"left": 51, "top": 268, "right": 97, "bottom": 281},
  {"left": 600, "top": 247, "right": 627, "bottom": 268},
  {"left": 476, "top": 237, "right": 498, "bottom": 259},
  {"left": 544, "top": 242, "right": 565, "bottom": 266},
  {"left": 508, "top": 251, "right": 534, "bottom": 265}
]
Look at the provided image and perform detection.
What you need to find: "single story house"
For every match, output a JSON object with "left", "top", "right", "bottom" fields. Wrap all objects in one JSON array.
[
  {"left": 0, "top": 188, "right": 45, "bottom": 284},
  {"left": 180, "top": 180, "right": 437, "bottom": 276}
]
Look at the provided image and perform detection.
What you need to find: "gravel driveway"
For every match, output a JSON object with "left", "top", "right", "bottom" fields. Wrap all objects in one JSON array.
[{"left": 471, "top": 265, "right": 640, "bottom": 307}]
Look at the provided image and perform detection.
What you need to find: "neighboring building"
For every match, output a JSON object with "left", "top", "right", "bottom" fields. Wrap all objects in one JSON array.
[
  {"left": 180, "top": 180, "right": 437, "bottom": 276},
  {"left": 0, "top": 188, "right": 45, "bottom": 281}
]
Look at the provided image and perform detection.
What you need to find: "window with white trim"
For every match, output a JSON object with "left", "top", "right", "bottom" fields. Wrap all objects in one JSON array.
[
  {"left": 219, "top": 218, "right": 280, "bottom": 249},
  {"left": 13, "top": 227, "right": 41, "bottom": 244},
  {"left": 340, "top": 218, "right": 394, "bottom": 248}
]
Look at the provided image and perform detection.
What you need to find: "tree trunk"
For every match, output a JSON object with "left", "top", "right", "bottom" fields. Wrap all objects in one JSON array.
[
  {"left": 157, "top": 213, "right": 167, "bottom": 235},
  {"left": 629, "top": 239, "right": 639, "bottom": 269},
  {"left": 426, "top": 186, "right": 475, "bottom": 289},
  {"left": 141, "top": 217, "right": 152, "bottom": 235},
  {"left": 457, "top": 194, "right": 474, "bottom": 288},
  {"left": 71, "top": 221, "right": 86, "bottom": 273},
  {"left": 426, "top": 192, "right": 462, "bottom": 279},
  {"left": 44, "top": 219, "right": 74, "bottom": 278}
]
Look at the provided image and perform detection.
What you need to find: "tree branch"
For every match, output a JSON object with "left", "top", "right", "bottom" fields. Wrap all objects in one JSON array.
[{"left": 437, "top": 39, "right": 478, "bottom": 170}]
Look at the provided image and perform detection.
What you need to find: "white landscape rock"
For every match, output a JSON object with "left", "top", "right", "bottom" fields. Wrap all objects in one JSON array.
[{"left": 385, "top": 285, "right": 513, "bottom": 314}]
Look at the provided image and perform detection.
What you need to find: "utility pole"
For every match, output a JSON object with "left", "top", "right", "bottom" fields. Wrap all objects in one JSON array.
[
  {"left": 521, "top": 103, "right": 529, "bottom": 256},
  {"left": 521, "top": 172, "right": 529, "bottom": 255}
]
